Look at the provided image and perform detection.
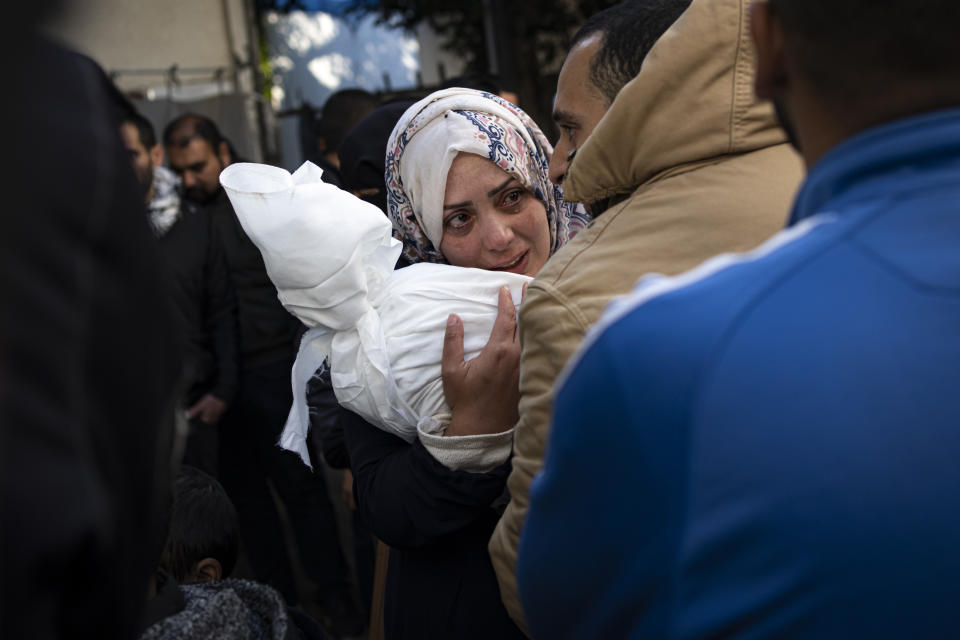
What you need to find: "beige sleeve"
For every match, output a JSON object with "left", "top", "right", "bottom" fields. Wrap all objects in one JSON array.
[
  {"left": 417, "top": 413, "right": 515, "bottom": 473},
  {"left": 488, "top": 281, "right": 590, "bottom": 635}
]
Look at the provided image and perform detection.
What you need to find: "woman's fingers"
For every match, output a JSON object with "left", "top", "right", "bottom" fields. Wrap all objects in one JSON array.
[
  {"left": 442, "top": 313, "right": 465, "bottom": 381},
  {"left": 441, "top": 288, "right": 523, "bottom": 436},
  {"left": 489, "top": 286, "right": 518, "bottom": 344},
  {"left": 441, "top": 287, "right": 521, "bottom": 419}
]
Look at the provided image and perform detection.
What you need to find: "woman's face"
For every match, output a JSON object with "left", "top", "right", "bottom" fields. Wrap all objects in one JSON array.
[{"left": 440, "top": 153, "right": 550, "bottom": 277}]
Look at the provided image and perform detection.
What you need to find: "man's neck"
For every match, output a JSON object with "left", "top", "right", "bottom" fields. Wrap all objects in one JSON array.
[{"left": 794, "top": 85, "right": 960, "bottom": 168}]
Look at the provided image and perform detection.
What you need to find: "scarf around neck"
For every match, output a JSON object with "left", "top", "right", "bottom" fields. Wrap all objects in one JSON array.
[{"left": 148, "top": 165, "right": 182, "bottom": 237}]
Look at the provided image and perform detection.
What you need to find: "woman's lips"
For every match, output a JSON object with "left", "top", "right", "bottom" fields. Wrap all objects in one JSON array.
[{"left": 492, "top": 250, "right": 529, "bottom": 274}]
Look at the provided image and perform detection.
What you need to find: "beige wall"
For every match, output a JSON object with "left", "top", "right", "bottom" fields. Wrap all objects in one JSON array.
[
  {"left": 44, "top": 0, "right": 268, "bottom": 161},
  {"left": 43, "top": 1, "right": 468, "bottom": 165},
  {"left": 46, "top": 0, "right": 253, "bottom": 94}
]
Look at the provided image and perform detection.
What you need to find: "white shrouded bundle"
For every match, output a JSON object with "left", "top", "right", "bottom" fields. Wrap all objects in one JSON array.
[{"left": 220, "top": 161, "right": 530, "bottom": 467}]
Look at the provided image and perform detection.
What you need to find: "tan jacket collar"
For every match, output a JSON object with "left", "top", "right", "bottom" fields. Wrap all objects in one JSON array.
[{"left": 564, "top": 0, "right": 789, "bottom": 204}]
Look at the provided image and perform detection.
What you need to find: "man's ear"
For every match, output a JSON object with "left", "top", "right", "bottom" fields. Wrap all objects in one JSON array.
[
  {"left": 149, "top": 144, "right": 163, "bottom": 168},
  {"left": 750, "top": 1, "right": 787, "bottom": 101},
  {"left": 217, "top": 140, "right": 232, "bottom": 167},
  {"left": 191, "top": 557, "right": 223, "bottom": 583}
]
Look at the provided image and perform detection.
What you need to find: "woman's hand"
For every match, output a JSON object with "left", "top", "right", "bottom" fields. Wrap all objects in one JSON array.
[{"left": 442, "top": 286, "right": 521, "bottom": 437}]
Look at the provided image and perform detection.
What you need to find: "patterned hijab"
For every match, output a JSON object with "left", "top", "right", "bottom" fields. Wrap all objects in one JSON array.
[{"left": 385, "top": 88, "right": 590, "bottom": 265}]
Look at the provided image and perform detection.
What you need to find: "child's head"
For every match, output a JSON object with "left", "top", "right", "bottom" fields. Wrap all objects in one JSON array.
[{"left": 158, "top": 465, "right": 239, "bottom": 584}]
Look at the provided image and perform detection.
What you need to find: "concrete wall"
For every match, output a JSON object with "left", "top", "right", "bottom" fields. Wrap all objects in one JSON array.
[
  {"left": 45, "top": 0, "right": 267, "bottom": 161},
  {"left": 45, "top": 1, "right": 468, "bottom": 168},
  {"left": 47, "top": 0, "right": 252, "bottom": 95}
]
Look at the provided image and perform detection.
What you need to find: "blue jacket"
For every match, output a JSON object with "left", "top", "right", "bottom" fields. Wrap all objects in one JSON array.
[{"left": 516, "top": 108, "right": 960, "bottom": 639}]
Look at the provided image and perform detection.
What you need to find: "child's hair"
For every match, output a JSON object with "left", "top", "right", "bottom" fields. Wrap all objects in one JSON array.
[{"left": 158, "top": 465, "right": 239, "bottom": 582}]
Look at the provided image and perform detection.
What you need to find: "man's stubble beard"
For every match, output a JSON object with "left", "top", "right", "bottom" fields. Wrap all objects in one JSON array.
[
  {"left": 772, "top": 94, "right": 802, "bottom": 153},
  {"left": 183, "top": 185, "right": 220, "bottom": 205},
  {"left": 183, "top": 160, "right": 227, "bottom": 206}
]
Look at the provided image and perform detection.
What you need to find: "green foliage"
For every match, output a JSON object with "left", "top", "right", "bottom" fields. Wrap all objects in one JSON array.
[{"left": 258, "top": 24, "right": 274, "bottom": 102}]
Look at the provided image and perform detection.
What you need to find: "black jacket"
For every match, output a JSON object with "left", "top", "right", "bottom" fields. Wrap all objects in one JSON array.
[
  {"left": 158, "top": 205, "right": 239, "bottom": 405},
  {"left": 341, "top": 409, "right": 526, "bottom": 640},
  {"left": 306, "top": 367, "right": 350, "bottom": 469},
  {"left": 203, "top": 191, "right": 302, "bottom": 370},
  {"left": 1, "top": 39, "right": 181, "bottom": 640}
]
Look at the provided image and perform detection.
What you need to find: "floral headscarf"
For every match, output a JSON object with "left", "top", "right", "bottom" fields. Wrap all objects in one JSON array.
[{"left": 385, "top": 88, "right": 590, "bottom": 265}]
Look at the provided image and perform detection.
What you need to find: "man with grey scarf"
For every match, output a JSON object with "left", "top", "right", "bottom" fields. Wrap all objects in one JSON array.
[{"left": 120, "top": 111, "right": 239, "bottom": 477}]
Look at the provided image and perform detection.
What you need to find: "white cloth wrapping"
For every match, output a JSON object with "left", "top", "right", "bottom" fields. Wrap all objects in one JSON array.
[{"left": 220, "top": 161, "right": 530, "bottom": 467}]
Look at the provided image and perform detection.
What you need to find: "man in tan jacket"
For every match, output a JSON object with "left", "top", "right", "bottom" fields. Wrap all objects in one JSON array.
[{"left": 488, "top": 0, "right": 805, "bottom": 633}]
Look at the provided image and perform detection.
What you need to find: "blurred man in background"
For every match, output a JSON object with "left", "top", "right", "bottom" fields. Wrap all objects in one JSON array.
[
  {"left": 121, "top": 111, "right": 238, "bottom": 476},
  {"left": 1, "top": 8, "right": 182, "bottom": 637},
  {"left": 311, "top": 88, "right": 378, "bottom": 188}
]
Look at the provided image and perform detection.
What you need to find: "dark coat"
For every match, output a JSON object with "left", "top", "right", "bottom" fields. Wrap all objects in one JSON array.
[
  {"left": 158, "top": 205, "right": 239, "bottom": 405},
  {"left": 341, "top": 409, "right": 526, "bottom": 640},
  {"left": 1, "top": 38, "right": 181, "bottom": 640},
  {"left": 203, "top": 191, "right": 302, "bottom": 370},
  {"left": 306, "top": 366, "right": 350, "bottom": 469}
]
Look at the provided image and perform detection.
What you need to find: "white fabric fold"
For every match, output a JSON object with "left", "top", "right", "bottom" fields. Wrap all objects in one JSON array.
[{"left": 221, "top": 162, "right": 530, "bottom": 467}]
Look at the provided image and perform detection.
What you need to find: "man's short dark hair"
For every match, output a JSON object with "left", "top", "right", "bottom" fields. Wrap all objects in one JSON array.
[
  {"left": 570, "top": 0, "right": 692, "bottom": 105},
  {"left": 316, "top": 88, "right": 379, "bottom": 154},
  {"left": 768, "top": 0, "right": 960, "bottom": 107},
  {"left": 122, "top": 111, "right": 156, "bottom": 150},
  {"left": 162, "top": 113, "right": 224, "bottom": 151},
  {"left": 159, "top": 466, "right": 239, "bottom": 582}
]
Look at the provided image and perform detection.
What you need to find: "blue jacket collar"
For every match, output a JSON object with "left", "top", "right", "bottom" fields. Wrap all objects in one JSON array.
[{"left": 789, "top": 107, "right": 960, "bottom": 225}]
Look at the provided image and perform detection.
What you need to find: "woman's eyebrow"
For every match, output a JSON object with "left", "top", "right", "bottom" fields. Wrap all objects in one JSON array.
[
  {"left": 443, "top": 178, "right": 516, "bottom": 210},
  {"left": 487, "top": 177, "right": 515, "bottom": 198}
]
